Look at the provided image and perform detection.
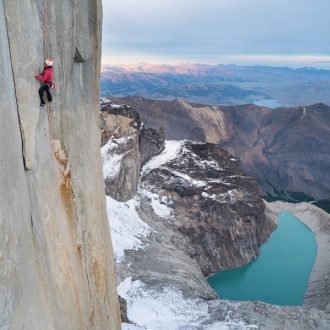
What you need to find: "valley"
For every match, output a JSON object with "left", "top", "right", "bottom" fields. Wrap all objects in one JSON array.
[
  {"left": 107, "top": 96, "right": 330, "bottom": 202},
  {"left": 101, "top": 63, "right": 330, "bottom": 107},
  {"left": 100, "top": 99, "right": 330, "bottom": 329}
]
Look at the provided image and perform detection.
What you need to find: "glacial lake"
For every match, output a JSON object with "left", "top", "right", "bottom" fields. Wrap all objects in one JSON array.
[
  {"left": 208, "top": 211, "right": 317, "bottom": 306},
  {"left": 253, "top": 99, "right": 281, "bottom": 108}
]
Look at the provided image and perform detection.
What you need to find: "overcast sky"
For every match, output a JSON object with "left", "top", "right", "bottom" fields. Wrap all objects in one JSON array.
[{"left": 102, "top": 0, "right": 330, "bottom": 68}]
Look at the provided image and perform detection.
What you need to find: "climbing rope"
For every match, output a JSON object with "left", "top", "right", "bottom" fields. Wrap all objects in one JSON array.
[
  {"left": 42, "top": 0, "right": 58, "bottom": 193},
  {"left": 43, "top": 0, "right": 53, "bottom": 141},
  {"left": 43, "top": 0, "right": 48, "bottom": 57}
]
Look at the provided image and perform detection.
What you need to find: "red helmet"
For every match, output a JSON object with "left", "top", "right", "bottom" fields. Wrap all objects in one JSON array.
[{"left": 45, "top": 58, "right": 54, "bottom": 66}]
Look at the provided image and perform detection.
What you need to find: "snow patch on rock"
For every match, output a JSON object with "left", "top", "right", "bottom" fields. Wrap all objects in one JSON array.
[
  {"left": 118, "top": 277, "right": 257, "bottom": 330},
  {"left": 178, "top": 145, "right": 223, "bottom": 171},
  {"left": 169, "top": 169, "right": 207, "bottom": 188},
  {"left": 142, "top": 140, "right": 183, "bottom": 174},
  {"left": 139, "top": 187, "right": 174, "bottom": 220},
  {"left": 208, "top": 178, "right": 231, "bottom": 186},
  {"left": 106, "top": 196, "right": 152, "bottom": 263},
  {"left": 102, "top": 137, "right": 124, "bottom": 180},
  {"left": 202, "top": 192, "right": 216, "bottom": 200},
  {"left": 101, "top": 135, "right": 135, "bottom": 181}
]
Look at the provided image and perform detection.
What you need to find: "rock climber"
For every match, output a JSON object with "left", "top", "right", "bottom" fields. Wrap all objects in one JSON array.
[{"left": 34, "top": 58, "right": 55, "bottom": 107}]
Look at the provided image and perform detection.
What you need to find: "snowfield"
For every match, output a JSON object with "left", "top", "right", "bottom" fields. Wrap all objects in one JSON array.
[
  {"left": 119, "top": 277, "right": 258, "bottom": 330},
  {"left": 138, "top": 187, "right": 174, "bottom": 220},
  {"left": 168, "top": 169, "right": 207, "bottom": 188},
  {"left": 102, "top": 136, "right": 126, "bottom": 180},
  {"left": 106, "top": 196, "right": 152, "bottom": 263},
  {"left": 102, "top": 134, "right": 136, "bottom": 181},
  {"left": 141, "top": 140, "right": 183, "bottom": 174}
]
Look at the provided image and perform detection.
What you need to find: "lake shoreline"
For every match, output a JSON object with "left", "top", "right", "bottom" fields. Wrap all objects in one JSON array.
[
  {"left": 264, "top": 201, "right": 330, "bottom": 312},
  {"left": 253, "top": 99, "right": 282, "bottom": 108},
  {"left": 208, "top": 210, "right": 317, "bottom": 306}
]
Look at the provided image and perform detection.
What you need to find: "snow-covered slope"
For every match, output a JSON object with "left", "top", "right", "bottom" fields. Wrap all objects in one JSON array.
[
  {"left": 101, "top": 103, "right": 330, "bottom": 329},
  {"left": 118, "top": 277, "right": 257, "bottom": 330},
  {"left": 107, "top": 196, "right": 152, "bottom": 263}
]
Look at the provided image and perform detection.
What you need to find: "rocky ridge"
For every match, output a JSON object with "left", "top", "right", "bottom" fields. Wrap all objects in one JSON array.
[
  {"left": 139, "top": 126, "right": 165, "bottom": 166},
  {"left": 101, "top": 99, "right": 330, "bottom": 329},
  {"left": 100, "top": 100, "right": 165, "bottom": 201},
  {"left": 139, "top": 141, "right": 275, "bottom": 275},
  {"left": 109, "top": 96, "right": 330, "bottom": 201}
]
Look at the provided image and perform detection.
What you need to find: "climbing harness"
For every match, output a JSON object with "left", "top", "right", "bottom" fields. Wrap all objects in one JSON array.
[{"left": 48, "top": 81, "right": 56, "bottom": 89}]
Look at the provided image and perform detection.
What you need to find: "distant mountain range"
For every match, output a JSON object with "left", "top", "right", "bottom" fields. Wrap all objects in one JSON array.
[
  {"left": 108, "top": 96, "right": 330, "bottom": 201},
  {"left": 101, "top": 63, "right": 330, "bottom": 106}
]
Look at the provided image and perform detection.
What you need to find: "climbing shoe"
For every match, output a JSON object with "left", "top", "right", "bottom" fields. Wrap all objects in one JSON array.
[{"left": 40, "top": 103, "right": 45, "bottom": 107}]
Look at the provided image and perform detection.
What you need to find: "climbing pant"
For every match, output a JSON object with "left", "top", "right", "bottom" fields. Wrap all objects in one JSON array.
[{"left": 39, "top": 84, "right": 52, "bottom": 105}]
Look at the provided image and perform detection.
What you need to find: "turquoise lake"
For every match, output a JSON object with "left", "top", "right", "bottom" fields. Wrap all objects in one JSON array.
[
  {"left": 208, "top": 211, "right": 317, "bottom": 306},
  {"left": 253, "top": 99, "right": 281, "bottom": 109}
]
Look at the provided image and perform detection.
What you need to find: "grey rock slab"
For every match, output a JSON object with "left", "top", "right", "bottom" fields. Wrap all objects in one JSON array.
[{"left": 0, "top": 1, "right": 121, "bottom": 328}]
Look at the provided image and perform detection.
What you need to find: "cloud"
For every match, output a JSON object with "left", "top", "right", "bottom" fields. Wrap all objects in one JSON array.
[{"left": 102, "top": 0, "right": 330, "bottom": 66}]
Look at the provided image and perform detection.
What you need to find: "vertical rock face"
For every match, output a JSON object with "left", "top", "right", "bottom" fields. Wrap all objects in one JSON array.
[
  {"left": 139, "top": 127, "right": 165, "bottom": 166},
  {"left": 100, "top": 110, "right": 141, "bottom": 202},
  {"left": 139, "top": 141, "right": 275, "bottom": 275},
  {"left": 0, "top": 1, "right": 120, "bottom": 329}
]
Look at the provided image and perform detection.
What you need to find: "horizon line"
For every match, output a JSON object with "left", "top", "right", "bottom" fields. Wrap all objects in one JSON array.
[
  {"left": 101, "top": 62, "right": 330, "bottom": 71},
  {"left": 101, "top": 54, "right": 330, "bottom": 70}
]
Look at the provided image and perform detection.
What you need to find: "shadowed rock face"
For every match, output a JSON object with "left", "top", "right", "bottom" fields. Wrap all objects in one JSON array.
[
  {"left": 100, "top": 110, "right": 141, "bottom": 202},
  {"left": 139, "top": 127, "right": 165, "bottom": 166},
  {"left": 139, "top": 141, "right": 275, "bottom": 275},
  {"left": 101, "top": 101, "right": 141, "bottom": 124},
  {"left": 100, "top": 101, "right": 165, "bottom": 202},
  {"left": 220, "top": 103, "right": 330, "bottom": 200},
  {"left": 0, "top": 1, "right": 120, "bottom": 329},
  {"left": 109, "top": 96, "right": 330, "bottom": 200},
  {"left": 110, "top": 96, "right": 206, "bottom": 141}
]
